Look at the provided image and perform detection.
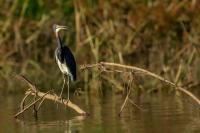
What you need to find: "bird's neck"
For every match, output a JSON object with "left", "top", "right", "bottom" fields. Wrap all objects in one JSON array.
[{"left": 56, "top": 33, "right": 63, "bottom": 48}]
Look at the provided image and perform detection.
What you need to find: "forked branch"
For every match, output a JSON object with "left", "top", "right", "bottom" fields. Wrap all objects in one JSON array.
[{"left": 14, "top": 75, "right": 88, "bottom": 118}]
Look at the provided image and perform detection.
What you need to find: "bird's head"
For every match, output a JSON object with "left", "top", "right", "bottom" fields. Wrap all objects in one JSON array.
[{"left": 53, "top": 24, "right": 68, "bottom": 36}]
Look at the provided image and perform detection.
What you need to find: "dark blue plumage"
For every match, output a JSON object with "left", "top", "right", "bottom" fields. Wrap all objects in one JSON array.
[{"left": 55, "top": 46, "right": 76, "bottom": 81}]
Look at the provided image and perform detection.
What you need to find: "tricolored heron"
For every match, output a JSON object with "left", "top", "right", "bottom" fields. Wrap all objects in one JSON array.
[{"left": 53, "top": 24, "right": 76, "bottom": 101}]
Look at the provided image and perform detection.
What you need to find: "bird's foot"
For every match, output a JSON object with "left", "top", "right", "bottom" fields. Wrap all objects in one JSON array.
[
  {"left": 63, "top": 99, "right": 70, "bottom": 105},
  {"left": 58, "top": 96, "right": 65, "bottom": 104},
  {"left": 66, "top": 99, "right": 70, "bottom": 104}
]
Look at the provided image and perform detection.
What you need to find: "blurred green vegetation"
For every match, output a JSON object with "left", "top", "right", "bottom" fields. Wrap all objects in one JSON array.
[{"left": 0, "top": 0, "right": 200, "bottom": 94}]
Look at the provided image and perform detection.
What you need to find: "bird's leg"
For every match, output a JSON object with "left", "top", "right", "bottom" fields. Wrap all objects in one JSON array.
[
  {"left": 67, "top": 75, "right": 70, "bottom": 102},
  {"left": 59, "top": 75, "right": 65, "bottom": 101}
]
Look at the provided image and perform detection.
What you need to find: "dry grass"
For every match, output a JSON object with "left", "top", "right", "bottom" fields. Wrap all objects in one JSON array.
[{"left": 0, "top": 0, "right": 200, "bottom": 94}]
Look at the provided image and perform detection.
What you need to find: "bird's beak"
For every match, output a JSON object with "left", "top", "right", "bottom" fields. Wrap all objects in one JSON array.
[{"left": 55, "top": 25, "right": 69, "bottom": 33}]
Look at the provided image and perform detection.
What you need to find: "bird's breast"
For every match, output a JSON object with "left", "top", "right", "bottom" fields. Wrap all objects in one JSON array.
[{"left": 56, "top": 55, "right": 70, "bottom": 75}]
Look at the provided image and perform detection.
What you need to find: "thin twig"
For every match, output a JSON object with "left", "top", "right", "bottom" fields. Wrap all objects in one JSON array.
[
  {"left": 128, "top": 98, "right": 143, "bottom": 111},
  {"left": 14, "top": 90, "right": 50, "bottom": 118},
  {"left": 20, "top": 91, "right": 31, "bottom": 110},
  {"left": 119, "top": 75, "right": 133, "bottom": 116},
  {"left": 16, "top": 75, "right": 36, "bottom": 92},
  {"left": 33, "top": 92, "right": 38, "bottom": 118},
  {"left": 37, "top": 97, "right": 46, "bottom": 111}
]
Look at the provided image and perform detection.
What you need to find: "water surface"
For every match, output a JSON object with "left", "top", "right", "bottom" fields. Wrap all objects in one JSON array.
[{"left": 0, "top": 92, "right": 199, "bottom": 133}]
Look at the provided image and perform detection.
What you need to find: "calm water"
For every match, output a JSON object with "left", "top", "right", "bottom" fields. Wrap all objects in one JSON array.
[{"left": 0, "top": 92, "right": 200, "bottom": 133}]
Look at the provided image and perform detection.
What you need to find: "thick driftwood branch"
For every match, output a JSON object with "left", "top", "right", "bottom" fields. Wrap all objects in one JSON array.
[
  {"left": 14, "top": 75, "right": 87, "bottom": 118},
  {"left": 28, "top": 90, "right": 87, "bottom": 115},
  {"left": 81, "top": 62, "right": 200, "bottom": 106}
]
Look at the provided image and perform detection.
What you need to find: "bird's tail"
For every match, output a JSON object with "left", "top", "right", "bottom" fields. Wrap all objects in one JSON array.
[{"left": 70, "top": 74, "right": 76, "bottom": 82}]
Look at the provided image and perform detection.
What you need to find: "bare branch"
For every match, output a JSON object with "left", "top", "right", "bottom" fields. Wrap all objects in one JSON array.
[
  {"left": 81, "top": 62, "right": 200, "bottom": 106},
  {"left": 14, "top": 75, "right": 88, "bottom": 118},
  {"left": 27, "top": 90, "right": 87, "bottom": 115},
  {"left": 14, "top": 90, "right": 50, "bottom": 118},
  {"left": 20, "top": 91, "right": 31, "bottom": 110},
  {"left": 119, "top": 74, "right": 133, "bottom": 116},
  {"left": 16, "top": 75, "right": 36, "bottom": 92}
]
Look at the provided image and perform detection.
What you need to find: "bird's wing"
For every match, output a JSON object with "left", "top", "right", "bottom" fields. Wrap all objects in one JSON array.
[{"left": 61, "top": 46, "right": 77, "bottom": 81}]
